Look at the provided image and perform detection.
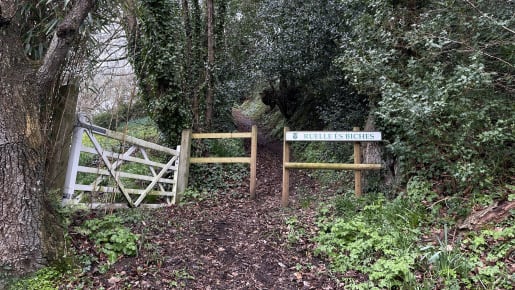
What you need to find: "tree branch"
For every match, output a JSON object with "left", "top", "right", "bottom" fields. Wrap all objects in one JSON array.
[
  {"left": 463, "top": 0, "right": 515, "bottom": 35},
  {"left": 37, "top": 0, "right": 96, "bottom": 95},
  {"left": 426, "top": 33, "right": 515, "bottom": 68}
]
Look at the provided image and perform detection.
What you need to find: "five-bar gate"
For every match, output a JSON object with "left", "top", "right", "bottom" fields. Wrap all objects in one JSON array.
[{"left": 62, "top": 115, "right": 180, "bottom": 208}]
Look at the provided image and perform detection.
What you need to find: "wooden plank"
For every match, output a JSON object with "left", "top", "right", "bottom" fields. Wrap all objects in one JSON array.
[
  {"left": 87, "top": 146, "right": 137, "bottom": 194},
  {"left": 77, "top": 166, "right": 175, "bottom": 184},
  {"left": 284, "top": 162, "right": 382, "bottom": 170},
  {"left": 140, "top": 148, "right": 169, "bottom": 201},
  {"left": 81, "top": 146, "right": 170, "bottom": 169},
  {"left": 63, "top": 127, "right": 85, "bottom": 199},
  {"left": 86, "top": 130, "right": 134, "bottom": 207},
  {"left": 353, "top": 127, "right": 362, "bottom": 197},
  {"left": 177, "top": 130, "right": 192, "bottom": 201},
  {"left": 282, "top": 127, "right": 290, "bottom": 207},
  {"left": 74, "top": 184, "right": 175, "bottom": 196},
  {"left": 191, "top": 132, "right": 251, "bottom": 139},
  {"left": 86, "top": 203, "right": 170, "bottom": 209},
  {"left": 78, "top": 115, "right": 178, "bottom": 155},
  {"left": 250, "top": 125, "right": 257, "bottom": 199},
  {"left": 170, "top": 145, "right": 180, "bottom": 205},
  {"left": 104, "top": 130, "right": 178, "bottom": 155},
  {"left": 190, "top": 157, "right": 251, "bottom": 164},
  {"left": 134, "top": 156, "right": 178, "bottom": 206},
  {"left": 285, "top": 131, "right": 382, "bottom": 142}
]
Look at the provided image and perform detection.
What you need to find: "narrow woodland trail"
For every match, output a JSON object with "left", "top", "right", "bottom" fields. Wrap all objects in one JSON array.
[{"left": 67, "top": 110, "right": 342, "bottom": 289}]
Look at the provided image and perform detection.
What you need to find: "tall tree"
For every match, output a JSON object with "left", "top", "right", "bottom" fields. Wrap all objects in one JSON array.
[
  {"left": 131, "top": 0, "right": 191, "bottom": 144},
  {"left": 0, "top": 0, "right": 96, "bottom": 281},
  {"left": 131, "top": 0, "right": 222, "bottom": 143},
  {"left": 205, "top": 0, "right": 215, "bottom": 130},
  {"left": 191, "top": 0, "right": 203, "bottom": 131},
  {"left": 181, "top": 0, "right": 196, "bottom": 129}
]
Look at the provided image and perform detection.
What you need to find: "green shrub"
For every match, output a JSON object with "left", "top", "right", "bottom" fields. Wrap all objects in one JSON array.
[
  {"left": 315, "top": 194, "right": 425, "bottom": 288},
  {"left": 319, "top": 185, "right": 514, "bottom": 288},
  {"left": 180, "top": 187, "right": 212, "bottom": 204},
  {"left": 462, "top": 224, "right": 515, "bottom": 289},
  {"left": 8, "top": 267, "right": 62, "bottom": 290},
  {"left": 76, "top": 215, "right": 140, "bottom": 264}
]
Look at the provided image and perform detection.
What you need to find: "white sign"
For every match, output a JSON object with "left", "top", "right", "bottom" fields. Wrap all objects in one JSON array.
[{"left": 286, "top": 131, "right": 382, "bottom": 142}]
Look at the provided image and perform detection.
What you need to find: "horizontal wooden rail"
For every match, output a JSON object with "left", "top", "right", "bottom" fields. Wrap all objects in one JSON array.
[
  {"left": 81, "top": 146, "right": 170, "bottom": 169},
  {"left": 72, "top": 203, "right": 170, "bottom": 209},
  {"left": 192, "top": 132, "right": 252, "bottom": 139},
  {"left": 77, "top": 166, "right": 176, "bottom": 184},
  {"left": 79, "top": 117, "right": 177, "bottom": 155},
  {"left": 282, "top": 126, "right": 383, "bottom": 207},
  {"left": 74, "top": 185, "right": 175, "bottom": 196},
  {"left": 104, "top": 130, "right": 178, "bottom": 155},
  {"left": 177, "top": 125, "right": 258, "bottom": 200},
  {"left": 190, "top": 157, "right": 251, "bottom": 164},
  {"left": 284, "top": 162, "right": 382, "bottom": 170}
]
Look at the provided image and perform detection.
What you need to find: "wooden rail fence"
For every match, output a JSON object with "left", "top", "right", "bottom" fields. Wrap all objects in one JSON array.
[
  {"left": 176, "top": 126, "right": 258, "bottom": 200},
  {"left": 282, "top": 127, "right": 382, "bottom": 206}
]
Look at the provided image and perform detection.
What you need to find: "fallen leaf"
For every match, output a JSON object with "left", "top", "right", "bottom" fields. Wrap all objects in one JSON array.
[{"left": 108, "top": 276, "right": 121, "bottom": 284}]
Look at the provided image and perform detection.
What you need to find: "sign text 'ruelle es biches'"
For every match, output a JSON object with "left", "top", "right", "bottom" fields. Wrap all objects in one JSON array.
[{"left": 285, "top": 131, "right": 382, "bottom": 142}]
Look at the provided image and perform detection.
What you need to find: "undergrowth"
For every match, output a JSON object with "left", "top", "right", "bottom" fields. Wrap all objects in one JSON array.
[
  {"left": 315, "top": 193, "right": 425, "bottom": 289},
  {"left": 314, "top": 180, "right": 515, "bottom": 289},
  {"left": 7, "top": 209, "right": 145, "bottom": 289},
  {"left": 75, "top": 214, "right": 140, "bottom": 265},
  {"left": 7, "top": 267, "right": 64, "bottom": 290},
  {"left": 188, "top": 138, "right": 250, "bottom": 197}
]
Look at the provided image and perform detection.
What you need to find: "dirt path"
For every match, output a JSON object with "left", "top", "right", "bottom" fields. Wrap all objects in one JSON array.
[{"left": 67, "top": 111, "right": 341, "bottom": 289}]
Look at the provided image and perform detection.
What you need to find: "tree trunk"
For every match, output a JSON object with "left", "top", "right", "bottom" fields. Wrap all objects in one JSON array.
[
  {"left": 182, "top": 0, "right": 198, "bottom": 131},
  {"left": 362, "top": 112, "right": 383, "bottom": 192},
  {"left": 215, "top": 1, "right": 227, "bottom": 56},
  {"left": 362, "top": 111, "right": 400, "bottom": 191},
  {"left": 0, "top": 23, "right": 47, "bottom": 281},
  {"left": 0, "top": 0, "right": 95, "bottom": 282},
  {"left": 205, "top": 0, "right": 215, "bottom": 130},
  {"left": 192, "top": 0, "right": 202, "bottom": 131}
]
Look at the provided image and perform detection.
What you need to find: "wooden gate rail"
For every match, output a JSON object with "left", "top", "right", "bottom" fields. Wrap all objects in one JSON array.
[
  {"left": 62, "top": 114, "right": 179, "bottom": 208},
  {"left": 282, "top": 127, "right": 382, "bottom": 207},
  {"left": 177, "top": 126, "right": 258, "bottom": 200}
]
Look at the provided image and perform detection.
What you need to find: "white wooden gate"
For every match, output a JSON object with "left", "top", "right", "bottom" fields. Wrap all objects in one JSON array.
[{"left": 62, "top": 114, "right": 179, "bottom": 208}]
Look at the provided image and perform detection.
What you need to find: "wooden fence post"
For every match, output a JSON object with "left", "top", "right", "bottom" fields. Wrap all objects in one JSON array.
[
  {"left": 282, "top": 127, "right": 290, "bottom": 207},
  {"left": 177, "top": 129, "right": 192, "bottom": 202},
  {"left": 250, "top": 125, "right": 257, "bottom": 199},
  {"left": 62, "top": 122, "right": 84, "bottom": 202},
  {"left": 47, "top": 83, "right": 79, "bottom": 193},
  {"left": 353, "top": 127, "right": 362, "bottom": 196}
]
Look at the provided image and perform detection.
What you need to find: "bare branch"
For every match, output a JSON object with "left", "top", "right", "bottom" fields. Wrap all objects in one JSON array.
[
  {"left": 427, "top": 33, "right": 515, "bottom": 68},
  {"left": 463, "top": 0, "right": 515, "bottom": 35}
]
